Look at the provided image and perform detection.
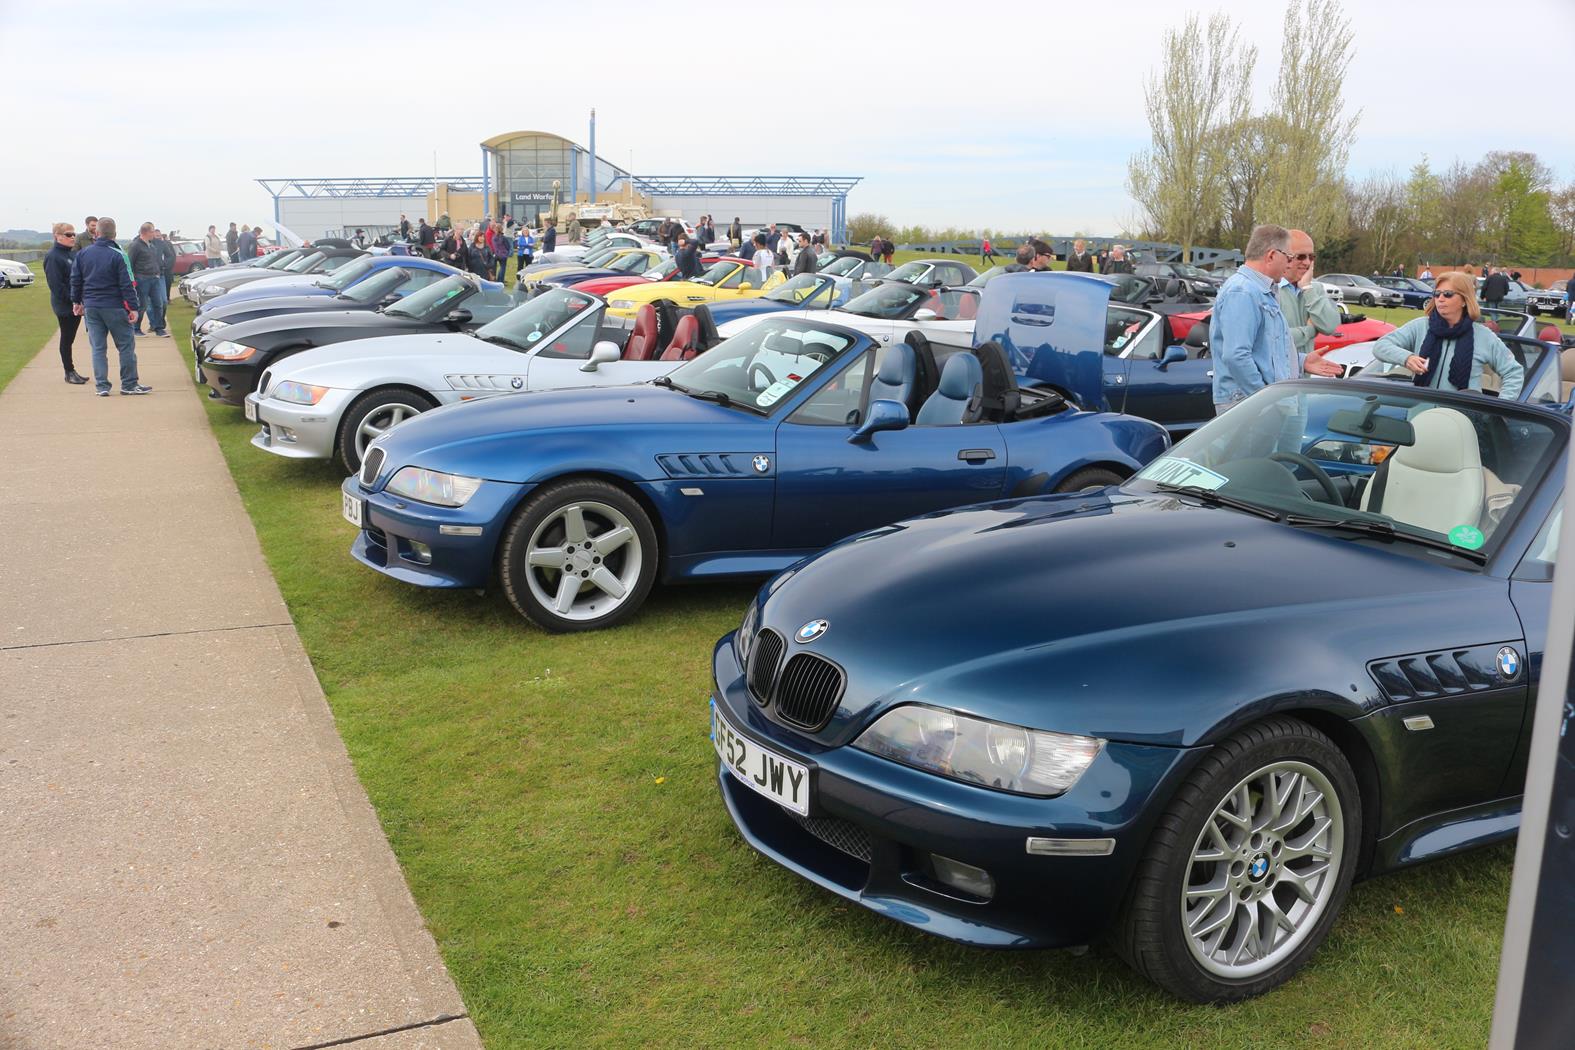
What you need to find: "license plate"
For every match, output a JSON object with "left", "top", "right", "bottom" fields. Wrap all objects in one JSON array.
[
  {"left": 244, "top": 398, "right": 258, "bottom": 422},
  {"left": 342, "top": 491, "right": 364, "bottom": 528},
  {"left": 711, "top": 700, "right": 810, "bottom": 815}
]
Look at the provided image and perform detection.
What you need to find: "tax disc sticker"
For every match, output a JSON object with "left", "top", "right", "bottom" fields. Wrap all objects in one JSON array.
[
  {"left": 1448, "top": 524, "right": 1485, "bottom": 550},
  {"left": 526, "top": 331, "right": 541, "bottom": 342}
]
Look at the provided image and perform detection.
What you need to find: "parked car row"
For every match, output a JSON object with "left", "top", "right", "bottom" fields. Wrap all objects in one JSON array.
[{"left": 181, "top": 257, "right": 1572, "bottom": 1004}]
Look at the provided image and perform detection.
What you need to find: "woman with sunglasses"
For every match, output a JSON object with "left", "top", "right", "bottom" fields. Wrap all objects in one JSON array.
[{"left": 1370, "top": 271, "right": 1523, "bottom": 398}]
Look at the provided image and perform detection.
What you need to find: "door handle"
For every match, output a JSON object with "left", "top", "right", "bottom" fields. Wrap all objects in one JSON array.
[
  {"left": 958, "top": 449, "right": 996, "bottom": 463},
  {"left": 1206, "top": 370, "right": 1214, "bottom": 378},
  {"left": 1113, "top": 376, "right": 1125, "bottom": 385}
]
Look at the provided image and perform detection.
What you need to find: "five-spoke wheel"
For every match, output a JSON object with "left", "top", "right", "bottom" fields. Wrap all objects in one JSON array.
[{"left": 336, "top": 387, "right": 436, "bottom": 475}]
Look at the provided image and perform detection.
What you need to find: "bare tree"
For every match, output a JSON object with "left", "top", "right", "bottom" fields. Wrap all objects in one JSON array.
[
  {"left": 1257, "top": 0, "right": 1360, "bottom": 244},
  {"left": 1347, "top": 172, "right": 1408, "bottom": 274},
  {"left": 1215, "top": 115, "right": 1281, "bottom": 251},
  {"left": 1126, "top": 13, "right": 1255, "bottom": 262}
]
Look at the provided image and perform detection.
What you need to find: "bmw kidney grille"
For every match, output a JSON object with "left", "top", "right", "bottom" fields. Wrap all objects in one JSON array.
[
  {"left": 772, "top": 653, "right": 845, "bottom": 731},
  {"left": 360, "top": 446, "right": 387, "bottom": 488},
  {"left": 747, "top": 629, "right": 785, "bottom": 705}
]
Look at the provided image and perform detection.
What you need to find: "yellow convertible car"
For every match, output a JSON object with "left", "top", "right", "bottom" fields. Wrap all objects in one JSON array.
[
  {"left": 519, "top": 246, "right": 666, "bottom": 288},
  {"left": 605, "top": 258, "right": 785, "bottom": 318}
]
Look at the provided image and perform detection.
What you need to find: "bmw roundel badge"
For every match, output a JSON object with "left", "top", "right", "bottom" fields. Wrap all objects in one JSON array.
[
  {"left": 510, "top": 376, "right": 524, "bottom": 390},
  {"left": 753, "top": 454, "right": 771, "bottom": 474},
  {"left": 796, "top": 619, "right": 829, "bottom": 644},
  {"left": 1496, "top": 646, "right": 1521, "bottom": 680}
]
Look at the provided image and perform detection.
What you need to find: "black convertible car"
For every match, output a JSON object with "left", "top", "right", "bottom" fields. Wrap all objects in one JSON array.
[
  {"left": 190, "top": 259, "right": 468, "bottom": 334},
  {"left": 197, "top": 274, "right": 522, "bottom": 405}
]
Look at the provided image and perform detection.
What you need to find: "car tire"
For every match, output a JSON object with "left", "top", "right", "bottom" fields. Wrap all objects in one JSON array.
[
  {"left": 334, "top": 387, "right": 436, "bottom": 475},
  {"left": 498, "top": 478, "right": 659, "bottom": 633},
  {"left": 1359, "top": 293, "right": 1375, "bottom": 307},
  {"left": 1112, "top": 716, "right": 1361, "bottom": 1003},
  {"left": 1054, "top": 466, "right": 1124, "bottom": 493}
]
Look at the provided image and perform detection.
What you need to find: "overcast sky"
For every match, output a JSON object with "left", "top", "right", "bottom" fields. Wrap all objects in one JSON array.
[{"left": 3, "top": 0, "right": 1572, "bottom": 239}]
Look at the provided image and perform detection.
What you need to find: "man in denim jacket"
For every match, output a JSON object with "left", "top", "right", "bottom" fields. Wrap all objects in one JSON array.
[{"left": 1210, "top": 224, "right": 1298, "bottom": 414}]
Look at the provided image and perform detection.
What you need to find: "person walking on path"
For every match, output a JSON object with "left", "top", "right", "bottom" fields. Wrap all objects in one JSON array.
[
  {"left": 1209, "top": 224, "right": 1296, "bottom": 415},
  {"left": 399, "top": 213, "right": 411, "bottom": 241},
  {"left": 1064, "top": 238, "right": 1095, "bottom": 273},
  {"left": 1482, "top": 266, "right": 1509, "bottom": 309},
  {"left": 542, "top": 219, "right": 557, "bottom": 255},
  {"left": 129, "top": 223, "right": 168, "bottom": 337},
  {"left": 418, "top": 218, "right": 435, "bottom": 258},
  {"left": 515, "top": 226, "right": 534, "bottom": 281},
  {"left": 154, "top": 228, "right": 177, "bottom": 298},
  {"left": 491, "top": 221, "right": 513, "bottom": 282},
  {"left": 44, "top": 223, "right": 89, "bottom": 384},
  {"left": 226, "top": 221, "right": 239, "bottom": 263},
  {"left": 70, "top": 218, "right": 150, "bottom": 396},
  {"left": 236, "top": 225, "right": 257, "bottom": 260},
  {"left": 792, "top": 233, "right": 818, "bottom": 275},
  {"left": 1276, "top": 229, "right": 1343, "bottom": 379},
  {"left": 1372, "top": 271, "right": 1523, "bottom": 398},
  {"left": 980, "top": 237, "right": 996, "bottom": 265},
  {"left": 204, "top": 225, "right": 225, "bottom": 269}
]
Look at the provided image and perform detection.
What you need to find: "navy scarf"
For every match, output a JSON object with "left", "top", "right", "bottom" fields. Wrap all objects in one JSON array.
[{"left": 1415, "top": 310, "right": 1475, "bottom": 390}]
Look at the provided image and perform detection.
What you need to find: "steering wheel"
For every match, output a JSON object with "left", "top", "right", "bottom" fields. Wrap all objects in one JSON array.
[
  {"left": 747, "top": 362, "right": 777, "bottom": 391},
  {"left": 1269, "top": 451, "right": 1342, "bottom": 505}
]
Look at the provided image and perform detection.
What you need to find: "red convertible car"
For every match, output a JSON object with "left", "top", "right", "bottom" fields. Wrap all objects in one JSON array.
[
  {"left": 574, "top": 255, "right": 727, "bottom": 298},
  {"left": 1166, "top": 308, "right": 1394, "bottom": 352}
]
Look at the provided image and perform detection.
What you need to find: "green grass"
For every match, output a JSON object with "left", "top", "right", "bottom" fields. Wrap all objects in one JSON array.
[
  {"left": 158, "top": 293, "right": 1521, "bottom": 1048},
  {"left": 0, "top": 263, "right": 55, "bottom": 393}
]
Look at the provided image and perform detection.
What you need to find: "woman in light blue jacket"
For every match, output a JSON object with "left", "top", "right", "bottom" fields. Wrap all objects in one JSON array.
[{"left": 1371, "top": 270, "right": 1523, "bottom": 398}]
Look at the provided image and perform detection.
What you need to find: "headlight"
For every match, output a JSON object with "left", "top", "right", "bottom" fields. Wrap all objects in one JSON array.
[
  {"left": 853, "top": 704, "right": 1103, "bottom": 797},
  {"left": 735, "top": 599, "right": 761, "bottom": 664},
  {"left": 385, "top": 466, "right": 483, "bottom": 507},
  {"left": 198, "top": 319, "right": 230, "bottom": 335},
  {"left": 271, "top": 380, "right": 329, "bottom": 405},
  {"left": 207, "top": 340, "right": 256, "bottom": 361}
]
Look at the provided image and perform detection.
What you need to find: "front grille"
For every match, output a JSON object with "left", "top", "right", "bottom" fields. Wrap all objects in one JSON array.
[
  {"left": 747, "top": 629, "right": 785, "bottom": 704},
  {"left": 788, "top": 812, "right": 873, "bottom": 863},
  {"left": 360, "top": 446, "right": 387, "bottom": 487},
  {"left": 773, "top": 653, "right": 845, "bottom": 731}
]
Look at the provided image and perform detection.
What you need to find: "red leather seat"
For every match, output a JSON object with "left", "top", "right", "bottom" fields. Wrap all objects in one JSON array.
[
  {"left": 660, "top": 315, "right": 701, "bottom": 361},
  {"left": 1539, "top": 324, "right": 1562, "bottom": 343},
  {"left": 924, "top": 292, "right": 947, "bottom": 319},
  {"left": 623, "top": 304, "right": 658, "bottom": 361},
  {"left": 957, "top": 293, "right": 978, "bottom": 321}
]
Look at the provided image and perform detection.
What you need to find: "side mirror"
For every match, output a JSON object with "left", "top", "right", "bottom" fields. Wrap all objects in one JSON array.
[
  {"left": 848, "top": 398, "right": 910, "bottom": 443},
  {"left": 1156, "top": 344, "right": 1188, "bottom": 371},
  {"left": 444, "top": 307, "right": 473, "bottom": 327},
  {"left": 737, "top": 282, "right": 753, "bottom": 291},
  {"left": 913, "top": 308, "right": 938, "bottom": 321},
  {"left": 580, "top": 341, "right": 623, "bottom": 372}
]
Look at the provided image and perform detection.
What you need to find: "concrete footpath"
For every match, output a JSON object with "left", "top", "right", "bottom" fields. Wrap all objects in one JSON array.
[{"left": 0, "top": 331, "right": 481, "bottom": 1049}]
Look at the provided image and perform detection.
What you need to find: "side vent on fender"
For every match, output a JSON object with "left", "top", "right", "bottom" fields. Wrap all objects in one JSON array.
[
  {"left": 1367, "top": 643, "right": 1515, "bottom": 704},
  {"left": 656, "top": 453, "right": 754, "bottom": 479}
]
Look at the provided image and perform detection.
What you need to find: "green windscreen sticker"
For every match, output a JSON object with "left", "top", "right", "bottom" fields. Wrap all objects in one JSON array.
[{"left": 1448, "top": 525, "right": 1485, "bottom": 550}]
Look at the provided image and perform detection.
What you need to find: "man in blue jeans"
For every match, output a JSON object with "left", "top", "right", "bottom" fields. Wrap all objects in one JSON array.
[
  {"left": 128, "top": 222, "right": 168, "bottom": 336},
  {"left": 70, "top": 217, "right": 152, "bottom": 396}
]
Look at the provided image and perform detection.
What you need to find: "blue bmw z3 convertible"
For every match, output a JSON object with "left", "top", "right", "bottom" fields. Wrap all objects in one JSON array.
[
  {"left": 339, "top": 278, "right": 1173, "bottom": 632},
  {"left": 710, "top": 377, "right": 1567, "bottom": 1002}
]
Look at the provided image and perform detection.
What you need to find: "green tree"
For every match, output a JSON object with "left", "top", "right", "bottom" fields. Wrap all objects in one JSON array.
[
  {"left": 1403, "top": 158, "right": 1444, "bottom": 266},
  {"left": 1126, "top": 13, "right": 1255, "bottom": 261},
  {"left": 1481, "top": 154, "right": 1559, "bottom": 265},
  {"left": 846, "top": 213, "right": 892, "bottom": 246}
]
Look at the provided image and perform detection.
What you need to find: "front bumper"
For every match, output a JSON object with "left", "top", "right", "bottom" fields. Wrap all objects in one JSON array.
[
  {"left": 248, "top": 388, "right": 356, "bottom": 461},
  {"left": 710, "top": 636, "right": 1202, "bottom": 949},
  {"left": 202, "top": 360, "right": 258, "bottom": 405},
  {"left": 342, "top": 473, "right": 527, "bottom": 589},
  {"left": 3, "top": 270, "right": 34, "bottom": 287}
]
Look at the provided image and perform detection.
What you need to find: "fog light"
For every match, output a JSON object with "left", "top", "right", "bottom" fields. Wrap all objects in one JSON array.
[
  {"left": 277, "top": 427, "right": 296, "bottom": 442},
  {"left": 408, "top": 541, "right": 432, "bottom": 563},
  {"left": 926, "top": 854, "right": 994, "bottom": 900}
]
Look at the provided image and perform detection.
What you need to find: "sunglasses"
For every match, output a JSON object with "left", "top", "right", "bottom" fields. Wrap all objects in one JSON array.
[
  {"left": 61, "top": 232, "right": 77, "bottom": 237},
  {"left": 1291, "top": 253, "right": 1315, "bottom": 262},
  {"left": 1432, "top": 290, "right": 1460, "bottom": 300}
]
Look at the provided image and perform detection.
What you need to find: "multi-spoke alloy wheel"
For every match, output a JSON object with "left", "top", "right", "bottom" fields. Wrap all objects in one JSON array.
[
  {"left": 500, "top": 479, "right": 659, "bottom": 632},
  {"left": 1113, "top": 717, "right": 1360, "bottom": 1003},
  {"left": 1181, "top": 761, "right": 1343, "bottom": 979}
]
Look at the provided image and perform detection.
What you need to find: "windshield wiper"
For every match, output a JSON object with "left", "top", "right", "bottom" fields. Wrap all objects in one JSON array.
[
  {"left": 683, "top": 387, "right": 765, "bottom": 414},
  {"left": 1282, "top": 514, "right": 1488, "bottom": 564},
  {"left": 477, "top": 333, "right": 530, "bottom": 353},
  {"left": 1151, "top": 482, "right": 1283, "bottom": 521}
]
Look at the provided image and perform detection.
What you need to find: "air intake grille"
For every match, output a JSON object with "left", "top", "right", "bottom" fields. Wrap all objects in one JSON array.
[
  {"left": 1368, "top": 644, "right": 1510, "bottom": 703},
  {"left": 773, "top": 653, "right": 845, "bottom": 731},
  {"left": 360, "top": 446, "right": 387, "bottom": 488},
  {"left": 789, "top": 812, "right": 873, "bottom": 863},
  {"left": 747, "top": 629, "right": 785, "bottom": 704},
  {"left": 656, "top": 453, "right": 753, "bottom": 479},
  {"left": 257, "top": 369, "right": 272, "bottom": 398}
]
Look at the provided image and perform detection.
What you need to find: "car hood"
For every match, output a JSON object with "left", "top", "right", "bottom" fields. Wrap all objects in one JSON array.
[
  {"left": 369, "top": 383, "right": 763, "bottom": 484},
  {"left": 205, "top": 293, "right": 370, "bottom": 323},
  {"left": 267, "top": 332, "right": 488, "bottom": 383},
  {"left": 204, "top": 274, "right": 329, "bottom": 305},
  {"left": 706, "top": 299, "right": 794, "bottom": 326},
  {"left": 753, "top": 491, "right": 1508, "bottom": 746},
  {"left": 609, "top": 280, "right": 715, "bottom": 305},
  {"left": 213, "top": 309, "right": 421, "bottom": 346}
]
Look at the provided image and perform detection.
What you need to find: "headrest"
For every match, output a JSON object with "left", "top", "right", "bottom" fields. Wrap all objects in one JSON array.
[
  {"left": 633, "top": 303, "right": 657, "bottom": 338},
  {"left": 1395, "top": 407, "right": 1480, "bottom": 475},
  {"left": 1163, "top": 278, "right": 1181, "bottom": 297},
  {"left": 1185, "top": 322, "right": 1208, "bottom": 348},
  {"left": 937, "top": 351, "right": 983, "bottom": 399},
  {"left": 877, "top": 343, "right": 915, "bottom": 385},
  {"left": 1561, "top": 347, "right": 1575, "bottom": 382},
  {"left": 1539, "top": 325, "right": 1562, "bottom": 344}
]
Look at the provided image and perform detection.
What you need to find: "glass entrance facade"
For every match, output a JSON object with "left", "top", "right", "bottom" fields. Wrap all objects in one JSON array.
[{"left": 483, "top": 131, "right": 631, "bottom": 225}]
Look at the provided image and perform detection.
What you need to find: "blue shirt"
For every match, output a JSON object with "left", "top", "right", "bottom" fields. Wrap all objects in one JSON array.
[{"left": 1210, "top": 265, "right": 1295, "bottom": 404}]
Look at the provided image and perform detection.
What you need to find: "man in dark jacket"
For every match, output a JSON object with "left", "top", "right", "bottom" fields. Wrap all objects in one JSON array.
[
  {"left": 1064, "top": 238, "right": 1095, "bottom": 272},
  {"left": 791, "top": 233, "right": 818, "bottom": 276},
  {"left": 70, "top": 217, "right": 150, "bottom": 395},
  {"left": 154, "top": 229, "right": 177, "bottom": 297},
  {"left": 43, "top": 222, "right": 89, "bottom": 383},
  {"left": 417, "top": 219, "right": 434, "bottom": 257},
  {"left": 542, "top": 219, "right": 557, "bottom": 254},
  {"left": 1482, "top": 266, "right": 1510, "bottom": 308},
  {"left": 236, "top": 225, "right": 257, "bottom": 260},
  {"left": 226, "top": 222, "right": 239, "bottom": 262},
  {"left": 399, "top": 214, "right": 411, "bottom": 241},
  {"left": 75, "top": 216, "right": 98, "bottom": 257},
  {"left": 1102, "top": 244, "right": 1134, "bottom": 275},
  {"left": 675, "top": 236, "right": 702, "bottom": 279},
  {"left": 128, "top": 223, "right": 168, "bottom": 336}
]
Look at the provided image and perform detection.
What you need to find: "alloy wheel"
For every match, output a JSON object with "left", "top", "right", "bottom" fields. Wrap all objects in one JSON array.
[
  {"left": 353, "top": 402, "right": 422, "bottom": 461},
  {"left": 523, "top": 500, "right": 644, "bottom": 622}
]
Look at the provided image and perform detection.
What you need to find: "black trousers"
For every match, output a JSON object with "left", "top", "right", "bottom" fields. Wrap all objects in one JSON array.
[{"left": 56, "top": 312, "right": 81, "bottom": 373}]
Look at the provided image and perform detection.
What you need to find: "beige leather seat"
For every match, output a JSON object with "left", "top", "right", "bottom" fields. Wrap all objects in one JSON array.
[
  {"left": 1360, "top": 407, "right": 1484, "bottom": 536},
  {"left": 1560, "top": 348, "right": 1575, "bottom": 401}
]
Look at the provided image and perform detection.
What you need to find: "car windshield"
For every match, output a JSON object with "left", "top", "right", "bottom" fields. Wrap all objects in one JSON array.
[
  {"left": 262, "top": 250, "right": 303, "bottom": 270},
  {"left": 177, "top": 242, "right": 201, "bottom": 254},
  {"left": 1346, "top": 274, "right": 1380, "bottom": 288},
  {"left": 661, "top": 318, "right": 861, "bottom": 414},
  {"left": 338, "top": 267, "right": 408, "bottom": 304},
  {"left": 967, "top": 266, "right": 1009, "bottom": 288},
  {"left": 606, "top": 253, "right": 652, "bottom": 274},
  {"left": 385, "top": 275, "right": 474, "bottom": 319},
  {"left": 841, "top": 282, "right": 928, "bottom": 318},
  {"left": 641, "top": 259, "right": 678, "bottom": 280},
  {"left": 283, "top": 251, "right": 326, "bottom": 273},
  {"left": 883, "top": 262, "right": 932, "bottom": 285},
  {"left": 1173, "top": 263, "right": 1209, "bottom": 279},
  {"left": 765, "top": 274, "right": 836, "bottom": 306},
  {"left": 1107, "top": 275, "right": 1153, "bottom": 304},
  {"left": 580, "top": 248, "right": 618, "bottom": 267},
  {"left": 475, "top": 287, "right": 596, "bottom": 353},
  {"left": 317, "top": 258, "right": 376, "bottom": 291},
  {"left": 693, "top": 261, "right": 738, "bottom": 287},
  {"left": 819, "top": 256, "right": 863, "bottom": 277},
  {"left": 1129, "top": 383, "right": 1562, "bottom": 566}
]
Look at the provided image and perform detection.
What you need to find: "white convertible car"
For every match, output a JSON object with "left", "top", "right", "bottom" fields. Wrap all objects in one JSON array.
[
  {"left": 246, "top": 287, "right": 687, "bottom": 474},
  {"left": 714, "top": 280, "right": 981, "bottom": 347}
]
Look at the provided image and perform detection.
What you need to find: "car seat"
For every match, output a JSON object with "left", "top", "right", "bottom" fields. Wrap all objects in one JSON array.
[
  {"left": 1359, "top": 407, "right": 1484, "bottom": 536},
  {"left": 1538, "top": 324, "right": 1562, "bottom": 344},
  {"left": 923, "top": 291, "right": 948, "bottom": 320},
  {"left": 868, "top": 343, "right": 917, "bottom": 410},
  {"left": 691, "top": 303, "right": 722, "bottom": 349},
  {"left": 1185, "top": 322, "right": 1209, "bottom": 354},
  {"left": 972, "top": 341, "right": 1020, "bottom": 422},
  {"left": 623, "top": 304, "right": 658, "bottom": 361},
  {"left": 902, "top": 331, "right": 941, "bottom": 412},
  {"left": 956, "top": 293, "right": 979, "bottom": 321},
  {"left": 1561, "top": 348, "right": 1575, "bottom": 401},
  {"left": 660, "top": 316, "right": 702, "bottom": 361},
  {"left": 651, "top": 298, "right": 682, "bottom": 355},
  {"left": 915, "top": 352, "right": 983, "bottom": 425}
]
